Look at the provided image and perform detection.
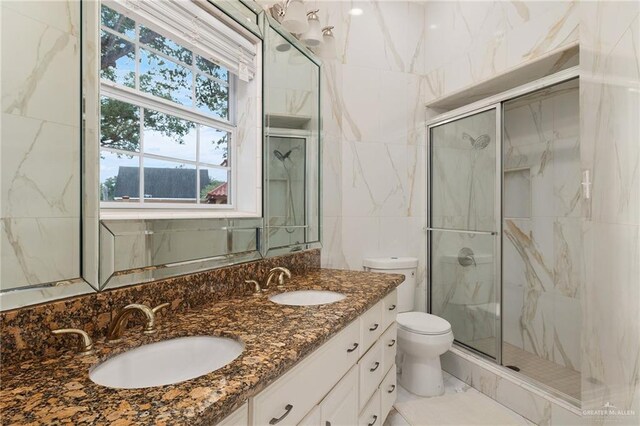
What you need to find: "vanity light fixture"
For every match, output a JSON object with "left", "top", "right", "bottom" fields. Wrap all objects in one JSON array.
[
  {"left": 269, "top": 1, "right": 338, "bottom": 62},
  {"left": 301, "top": 9, "right": 322, "bottom": 47},
  {"left": 348, "top": 8, "right": 364, "bottom": 16}
]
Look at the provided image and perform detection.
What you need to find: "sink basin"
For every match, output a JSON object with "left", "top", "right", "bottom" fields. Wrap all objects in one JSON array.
[
  {"left": 269, "top": 290, "right": 346, "bottom": 306},
  {"left": 89, "top": 336, "right": 243, "bottom": 389}
]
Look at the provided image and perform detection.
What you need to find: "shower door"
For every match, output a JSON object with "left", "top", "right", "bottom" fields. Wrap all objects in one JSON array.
[{"left": 428, "top": 106, "right": 501, "bottom": 360}]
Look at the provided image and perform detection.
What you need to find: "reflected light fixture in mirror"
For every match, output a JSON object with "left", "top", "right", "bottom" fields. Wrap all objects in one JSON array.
[
  {"left": 319, "top": 26, "right": 336, "bottom": 60},
  {"left": 348, "top": 8, "right": 363, "bottom": 16},
  {"left": 301, "top": 9, "right": 322, "bottom": 47},
  {"left": 282, "top": 0, "right": 308, "bottom": 34}
]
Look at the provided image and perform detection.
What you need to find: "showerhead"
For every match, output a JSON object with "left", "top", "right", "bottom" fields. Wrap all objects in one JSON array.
[{"left": 463, "top": 132, "right": 491, "bottom": 150}]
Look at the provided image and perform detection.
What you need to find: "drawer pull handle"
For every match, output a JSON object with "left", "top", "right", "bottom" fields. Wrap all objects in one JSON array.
[
  {"left": 347, "top": 343, "right": 359, "bottom": 353},
  {"left": 388, "top": 384, "right": 396, "bottom": 393},
  {"left": 369, "top": 323, "right": 379, "bottom": 331},
  {"left": 388, "top": 339, "right": 396, "bottom": 347},
  {"left": 368, "top": 415, "right": 378, "bottom": 426},
  {"left": 389, "top": 304, "right": 396, "bottom": 311},
  {"left": 370, "top": 361, "right": 380, "bottom": 372},
  {"left": 269, "top": 404, "right": 293, "bottom": 424}
]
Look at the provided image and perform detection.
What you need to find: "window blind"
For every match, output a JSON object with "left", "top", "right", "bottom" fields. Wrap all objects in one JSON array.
[{"left": 105, "top": 0, "right": 257, "bottom": 81}]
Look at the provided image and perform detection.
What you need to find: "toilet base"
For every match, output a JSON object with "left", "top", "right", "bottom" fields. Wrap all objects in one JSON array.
[{"left": 399, "top": 353, "right": 445, "bottom": 397}]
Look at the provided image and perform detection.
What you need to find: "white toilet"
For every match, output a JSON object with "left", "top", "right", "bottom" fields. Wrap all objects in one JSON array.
[{"left": 363, "top": 257, "right": 454, "bottom": 397}]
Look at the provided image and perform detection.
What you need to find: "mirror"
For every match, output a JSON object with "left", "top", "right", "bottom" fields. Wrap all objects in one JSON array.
[
  {"left": 263, "top": 23, "right": 321, "bottom": 256},
  {"left": 0, "top": 0, "right": 97, "bottom": 310},
  {"left": 99, "top": 218, "right": 262, "bottom": 289},
  {"left": 0, "top": 2, "right": 322, "bottom": 310}
]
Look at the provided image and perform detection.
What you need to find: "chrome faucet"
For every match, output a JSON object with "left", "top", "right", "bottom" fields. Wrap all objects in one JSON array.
[
  {"left": 107, "top": 303, "right": 169, "bottom": 341},
  {"left": 264, "top": 267, "right": 292, "bottom": 289}
]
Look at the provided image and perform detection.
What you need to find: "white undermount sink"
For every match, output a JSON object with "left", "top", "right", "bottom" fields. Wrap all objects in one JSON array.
[
  {"left": 89, "top": 336, "right": 244, "bottom": 389},
  {"left": 269, "top": 290, "right": 346, "bottom": 306}
]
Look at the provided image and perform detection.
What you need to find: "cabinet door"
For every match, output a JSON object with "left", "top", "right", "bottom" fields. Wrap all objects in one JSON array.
[
  {"left": 251, "top": 320, "right": 359, "bottom": 426},
  {"left": 298, "top": 405, "right": 321, "bottom": 426},
  {"left": 358, "top": 390, "right": 381, "bottom": 426},
  {"left": 320, "top": 366, "right": 358, "bottom": 426},
  {"left": 217, "top": 402, "right": 248, "bottom": 425}
]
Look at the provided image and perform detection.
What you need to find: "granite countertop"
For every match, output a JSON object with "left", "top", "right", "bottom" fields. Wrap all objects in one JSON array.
[{"left": 0, "top": 268, "right": 402, "bottom": 425}]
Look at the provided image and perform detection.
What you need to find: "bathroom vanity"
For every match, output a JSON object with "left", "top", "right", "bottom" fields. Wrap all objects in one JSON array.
[{"left": 0, "top": 269, "right": 402, "bottom": 425}]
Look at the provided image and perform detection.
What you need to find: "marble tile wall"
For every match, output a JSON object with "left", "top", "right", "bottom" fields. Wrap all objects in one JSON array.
[
  {"left": 579, "top": 1, "right": 640, "bottom": 422},
  {"left": 1, "top": 0, "right": 82, "bottom": 290},
  {"left": 423, "top": 0, "right": 580, "bottom": 103},
  {"left": 285, "top": 0, "right": 430, "bottom": 311}
]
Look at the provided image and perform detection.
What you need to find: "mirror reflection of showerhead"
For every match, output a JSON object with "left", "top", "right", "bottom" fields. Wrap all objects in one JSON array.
[
  {"left": 273, "top": 147, "right": 299, "bottom": 162},
  {"left": 462, "top": 132, "right": 491, "bottom": 150}
]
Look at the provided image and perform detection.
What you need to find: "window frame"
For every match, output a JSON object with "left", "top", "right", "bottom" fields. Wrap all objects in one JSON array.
[{"left": 99, "top": 7, "right": 238, "bottom": 211}]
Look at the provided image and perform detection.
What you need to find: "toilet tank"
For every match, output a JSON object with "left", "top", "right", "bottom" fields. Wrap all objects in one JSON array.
[{"left": 363, "top": 257, "right": 418, "bottom": 313}]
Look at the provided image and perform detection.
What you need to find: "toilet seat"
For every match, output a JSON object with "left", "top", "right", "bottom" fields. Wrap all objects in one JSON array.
[{"left": 397, "top": 312, "right": 452, "bottom": 335}]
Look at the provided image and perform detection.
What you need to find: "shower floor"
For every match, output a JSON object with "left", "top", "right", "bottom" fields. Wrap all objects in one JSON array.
[{"left": 469, "top": 338, "right": 581, "bottom": 401}]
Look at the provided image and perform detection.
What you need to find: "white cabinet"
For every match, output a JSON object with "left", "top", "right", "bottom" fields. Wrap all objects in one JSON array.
[
  {"left": 381, "top": 323, "right": 397, "bottom": 374},
  {"left": 299, "top": 405, "right": 321, "bottom": 425},
  {"left": 382, "top": 291, "right": 398, "bottom": 331},
  {"left": 358, "top": 390, "right": 381, "bottom": 426},
  {"left": 251, "top": 320, "right": 360, "bottom": 426},
  {"left": 246, "top": 290, "right": 397, "bottom": 426},
  {"left": 358, "top": 340, "right": 384, "bottom": 409},
  {"left": 380, "top": 366, "right": 397, "bottom": 420},
  {"left": 320, "top": 366, "right": 358, "bottom": 426},
  {"left": 218, "top": 402, "right": 248, "bottom": 426},
  {"left": 359, "top": 303, "right": 383, "bottom": 357}
]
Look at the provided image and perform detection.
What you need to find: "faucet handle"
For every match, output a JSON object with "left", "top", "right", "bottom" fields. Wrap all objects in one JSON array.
[
  {"left": 52, "top": 328, "right": 94, "bottom": 354},
  {"left": 152, "top": 302, "right": 170, "bottom": 315},
  {"left": 245, "top": 280, "right": 262, "bottom": 294}
]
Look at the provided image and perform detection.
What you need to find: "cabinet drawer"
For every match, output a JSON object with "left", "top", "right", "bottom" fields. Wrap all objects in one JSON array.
[
  {"left": 358, "top": 340, "right": 384, "bottom": 410},
  {"left": 251, "top": 320, "right": 360, "bottom": 426},
  {"left": 359, "top": 302, "right": 383, "bottom": 356},
  {"left": 320, "top": 365, "right": 358, "bottom": 426},
  {"left": 380, "top": 366, "right": 397, "bottom": 422},
  {"left": 382, "top": 291, "right": 398, "bottom": 331},
  {"left": 358, "top": 389, "right": 381, "bottom": 426},
  {"left": 217, "top": 402, "right": 248, "bottom": 426},
  {"left": 381, "top": 323, "right": 397, "bottom": 374}
]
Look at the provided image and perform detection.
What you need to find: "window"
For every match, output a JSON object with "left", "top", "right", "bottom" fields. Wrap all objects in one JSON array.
[{"left": 99, "top": 3, "right": 250, "bottom": 209}]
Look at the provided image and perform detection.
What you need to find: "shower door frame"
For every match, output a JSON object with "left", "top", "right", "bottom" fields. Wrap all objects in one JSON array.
[
  {"left": 426, "top": 103, "right": 504, "bottom": 364},
  {"left": 425, "top": 66, "right": 580, "bottom": 370}
]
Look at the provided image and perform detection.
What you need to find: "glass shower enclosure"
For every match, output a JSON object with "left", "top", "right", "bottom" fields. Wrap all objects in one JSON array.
[{"left": 427, "top": 76, "right": 582, "bottom": 404}]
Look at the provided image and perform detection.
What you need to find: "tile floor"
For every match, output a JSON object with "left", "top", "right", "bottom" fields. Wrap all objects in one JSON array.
[{"left": 383, "top": 371, "right": 534, "bottom": 426}]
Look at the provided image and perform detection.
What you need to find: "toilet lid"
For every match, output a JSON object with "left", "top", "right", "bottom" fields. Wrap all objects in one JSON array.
[{"left": 397, "top": 312, "right": 452, "bottom": 335}]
